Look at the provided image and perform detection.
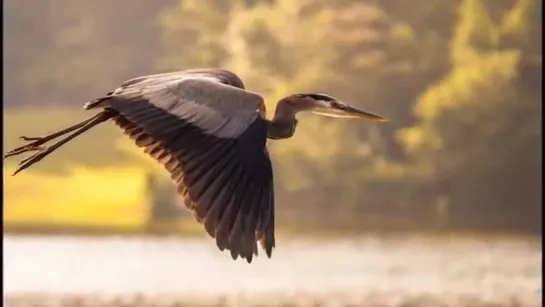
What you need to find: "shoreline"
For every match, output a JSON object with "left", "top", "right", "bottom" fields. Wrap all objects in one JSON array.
[{"left": 3, "top": 223, "right": 540, "bottom": 240}]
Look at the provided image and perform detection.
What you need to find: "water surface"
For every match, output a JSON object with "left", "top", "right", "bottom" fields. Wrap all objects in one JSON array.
[{"left": 3, "top": 234, "right": 541, "bottom": 306}]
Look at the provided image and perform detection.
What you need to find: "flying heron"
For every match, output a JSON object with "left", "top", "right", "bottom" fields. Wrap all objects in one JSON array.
[{"left": 4, "top": 68, "right": 386, "bottom": 263}]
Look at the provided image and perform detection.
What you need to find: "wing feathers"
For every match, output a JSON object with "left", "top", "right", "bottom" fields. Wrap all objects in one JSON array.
[
  {"left": 103, "top": 70, "right": 274, "bottom": 263},
  {"left": 192, "top": 149, "right": 238, "bottom": 226},
  {"left": 230, "top": 181, "right": 257, "bottom": 262},
  {"left": 212, "top": 164, "right": 245, "bottom": 250}
]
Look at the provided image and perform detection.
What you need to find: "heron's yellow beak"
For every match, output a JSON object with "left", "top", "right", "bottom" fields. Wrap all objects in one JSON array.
[
  {"left": 311, "top": 101, "right": 387, "bottom": 122},
  {"left": 340, "top": 104, "right": 387, "bottom": 122}
]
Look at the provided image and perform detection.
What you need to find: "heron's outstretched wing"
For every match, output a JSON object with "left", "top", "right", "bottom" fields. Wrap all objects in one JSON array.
[{"left": 91, "top": 72, "right": 275, "bottom": 262}]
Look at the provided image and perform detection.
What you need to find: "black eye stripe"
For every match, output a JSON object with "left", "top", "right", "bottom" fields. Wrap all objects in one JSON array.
[
  {"left": 306, "top": 93, "right": 335, "bottom": 101},
  {"left": 330, "top": 100, "right": 343, "bottom": 106},
  {"left": 332, "top": 101, "right": 346, "bottom": 109}
]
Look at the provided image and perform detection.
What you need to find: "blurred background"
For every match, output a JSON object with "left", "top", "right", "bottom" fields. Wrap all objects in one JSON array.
[{"left": 3, "top": 0, "right": 542, "bottom": 306}]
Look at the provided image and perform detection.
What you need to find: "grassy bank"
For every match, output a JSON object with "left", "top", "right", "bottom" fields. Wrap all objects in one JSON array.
[{"left": 3, "top": 165, "right": 150, "bottom": 229}]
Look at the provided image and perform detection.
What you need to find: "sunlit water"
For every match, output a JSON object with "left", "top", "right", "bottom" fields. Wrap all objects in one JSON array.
[{"left": 3, "top": 234, "right": 541, "bottom": 306}]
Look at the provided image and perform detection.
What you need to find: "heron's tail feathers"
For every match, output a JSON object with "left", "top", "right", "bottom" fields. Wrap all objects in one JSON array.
[{"left": 4, "top": 110, "right": 115, "bottom": 176}]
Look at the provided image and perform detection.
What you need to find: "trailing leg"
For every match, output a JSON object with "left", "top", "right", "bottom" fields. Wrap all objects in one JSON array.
[
  {"left": 5, "top": 111, "right": 115, "bottom": 176},
  {"left": 4, "top": 113, "right": 102, "bottom": 159}
]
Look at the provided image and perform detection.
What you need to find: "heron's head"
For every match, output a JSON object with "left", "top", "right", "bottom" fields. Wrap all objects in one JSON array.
[{"left": 291, "top": 93, "right": 387, "bottom": 122}]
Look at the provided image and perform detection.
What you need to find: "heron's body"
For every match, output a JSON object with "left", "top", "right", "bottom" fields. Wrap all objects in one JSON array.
[{"left": 4, "top": 68, "right": 385, "bottom": 263}]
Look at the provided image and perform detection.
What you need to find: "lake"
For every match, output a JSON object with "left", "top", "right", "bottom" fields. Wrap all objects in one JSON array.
[{"left": 3, "top": 234, "right": 541, "bottom": 307}]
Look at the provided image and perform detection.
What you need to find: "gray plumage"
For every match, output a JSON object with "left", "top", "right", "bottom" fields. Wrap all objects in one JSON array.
[
  {"left": 88, "top": 69, "right": 276, "bottom": 261},
  {"left": 4, "top": 68, "right": 386, "bottom": 263}
]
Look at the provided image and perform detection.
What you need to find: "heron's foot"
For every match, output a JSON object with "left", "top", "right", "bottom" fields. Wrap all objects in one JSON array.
[
  {"left": 12, "top": 148, "right": 50, "bottom": 176},
  {"left": 4, "top": 136, "right": 49, "bottom": 159}
]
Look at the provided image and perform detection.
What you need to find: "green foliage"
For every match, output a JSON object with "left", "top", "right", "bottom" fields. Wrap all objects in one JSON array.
[{"left": 398, "top": 0, "right": 541, "bottom": 230}]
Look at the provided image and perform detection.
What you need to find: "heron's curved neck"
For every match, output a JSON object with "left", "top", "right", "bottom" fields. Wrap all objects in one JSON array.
[{"left": 267, "top": 100, "right": 298, "bottom": 140}]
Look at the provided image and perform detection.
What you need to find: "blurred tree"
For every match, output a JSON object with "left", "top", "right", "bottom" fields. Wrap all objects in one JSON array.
[
  {"left": 4, "top": 0, "right": 169, "bottom": 108},
  {"left": 3, "top": 0, "right": 51, "bottom": 107},
  {"left": 398, "top": 0, "right": 541, "bottom": 231},
  {"left": 218, "top": 0, "right": 462, "bottom": 225},
  {"left": 157, "top": 0, "right": 234, "bottom": 70}
]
